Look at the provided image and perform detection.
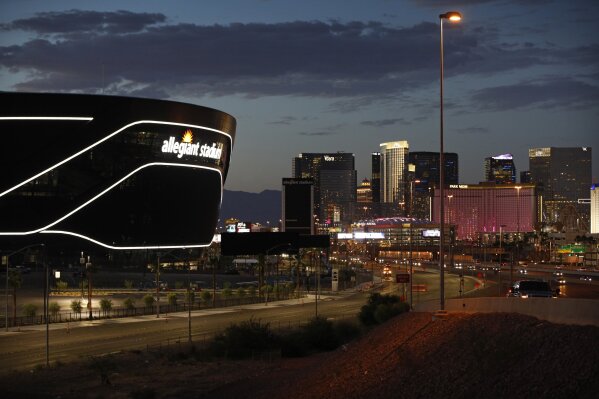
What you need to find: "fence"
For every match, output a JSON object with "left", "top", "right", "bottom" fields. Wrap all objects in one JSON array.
[{"left": 0, "top": 293, "right": 297, "bottom": 329}]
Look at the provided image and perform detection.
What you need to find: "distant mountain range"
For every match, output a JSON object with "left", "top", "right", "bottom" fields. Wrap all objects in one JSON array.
[{"left": 220, "top": 189, "right": 281, "bottom": 225}]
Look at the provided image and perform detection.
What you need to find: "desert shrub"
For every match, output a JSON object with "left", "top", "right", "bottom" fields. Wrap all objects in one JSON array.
[
  {"left": 200, "top": 291, "right": 212, "bottom": 303},
  {"left": 185, "top": 290, "right": 195, "bottom": 305},
  {"left": 71, "top": 300, "right": 82, "bottom": 319},
  {"left": 100, "top": 298, "right": 113, "bottom": 316},
  {"left": 124, "top": 279, "right": 134, "bottom": 289},
  {"left": 49, "top": 302, "right": 61, "bottom": 319},
  {"left": 281, "top": 317, "right": 340, "bottom": 357},
  {"left": 333, "top": 320, "right": 363, "bottom": 343},
  {"left": 143, "top": 294, "right": 155, "bottom": 308},
  {"left": 167, "top": 293, "right": 177, "bottom": 306},
  {"left": 248, "top": 285, "right": 257, "bottom": 297},
  {"left": 359, "top": 293, "right": 409, "bottom": 326},
  {"left": 55, "top": 280, "right": 68, "bottom": 291},
  {"left": 209, "top": 318, "right": 278, "bottom": 358},
  {"left": 123, "top": 297, "right": 136, "bottom": 310},
  {"left": 236, "top": 287, "right": 246, "bottom": 297},
  {"left": 222, "top": 287, "right": 233, "bottom": 298},
  {"left": 22, "top": 303, "right": 37, "bottom": 317}
]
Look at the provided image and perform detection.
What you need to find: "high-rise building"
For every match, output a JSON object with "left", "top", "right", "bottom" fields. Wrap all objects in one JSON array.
[
  {"left": 371, "top": 152, "right": 381, "bottom": 203},
  {"left": 380, "top": 141, "right": 409, "bottom": 207},
  {"left": 407, "top": 151, "right": 459, "bottom": 219},
  {"left": 408, "top": 151, "right": 459, "bottom": 191},
  {"left": 432, "top": 183, "right": 537, "bottom": 240},
  {"left": 520, "top": 171, "right": 531, "bottom": 184},
  {"left": 357, "top": 178, "right": 372, "bottom": 203},
  {"left": 484, "top": 154, "right": 516, "bottom": 184},
  {"left": 591, "top": 184, "right": 599, "bottom": 234},
  {"left": 529, "top": 147, "right": 592, "bottom": 230},
  {"left": 292, "top": 152, "right": 357, "bottom": 227}
]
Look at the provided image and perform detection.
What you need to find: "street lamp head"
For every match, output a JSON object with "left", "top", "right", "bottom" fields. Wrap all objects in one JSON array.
[{"left": 440, "top": 11, "right": 462, "bottom": 22}]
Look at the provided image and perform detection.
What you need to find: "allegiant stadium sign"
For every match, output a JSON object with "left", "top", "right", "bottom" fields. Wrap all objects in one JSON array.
[{"left": 161, "top": 129, "right": 223, "bottom": 160}]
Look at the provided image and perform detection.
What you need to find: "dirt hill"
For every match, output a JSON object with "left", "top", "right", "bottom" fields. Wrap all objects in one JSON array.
[{"left": 3, "top": 312, "right": 598, "bottom": 399}]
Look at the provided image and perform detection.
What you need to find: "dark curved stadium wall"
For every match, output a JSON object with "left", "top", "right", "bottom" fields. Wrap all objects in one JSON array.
[{"left": 0, "top": 93, "right": 236, "bottom": 250}]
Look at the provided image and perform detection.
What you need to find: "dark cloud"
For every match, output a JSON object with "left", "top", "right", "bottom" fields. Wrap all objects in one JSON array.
[
  {"left": 0, "top": 10, "right": 596, "bottom": 113},
  {"left": 471, "top": 77, "right": 599, "bottom": 111},
  {"left": 411, "top": 0, "right": 554, "bottom": 6},
  {"left": 268, "top": 116, "right": 298, "bottom": 125},
  {"left": 361, "top": 118, "right": 410, "bottom": 127},
  {"left": 1, "top": 9, "right": 165, "bottom": 35},
  {"left": 298, "top": 131, "right": 337, "bottom": 136},
  {"left": 454, "top": 126, "right": 490, "bottom": 135}
]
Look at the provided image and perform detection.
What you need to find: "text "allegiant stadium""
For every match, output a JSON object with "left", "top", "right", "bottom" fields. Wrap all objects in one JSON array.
[{"left": 161, "top": 136, "right": 223, "bottom": 160}]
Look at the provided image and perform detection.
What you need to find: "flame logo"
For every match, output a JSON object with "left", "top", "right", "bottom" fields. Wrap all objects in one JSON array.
[{"left": 182, "top": 129, "right": 193, "bottom": 143}]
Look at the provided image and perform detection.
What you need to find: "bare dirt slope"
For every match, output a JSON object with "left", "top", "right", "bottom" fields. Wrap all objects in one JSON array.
[{"left": 3, "top": 312, "right": 598, "bottom": 399}]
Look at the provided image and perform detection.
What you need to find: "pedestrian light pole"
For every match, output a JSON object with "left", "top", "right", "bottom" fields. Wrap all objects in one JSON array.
[{"left": 438, "top": 10, "right": 462, "bottom": 311}]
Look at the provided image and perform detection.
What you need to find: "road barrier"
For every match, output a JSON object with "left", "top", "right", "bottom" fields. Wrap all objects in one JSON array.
[{"left": 415, "top": 297, "right": 599, "bottom": 326}]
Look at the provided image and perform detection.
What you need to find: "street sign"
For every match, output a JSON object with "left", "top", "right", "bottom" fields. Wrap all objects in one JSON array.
[{"left": 396, "top": 273, "right": 410, "bottom": 283}]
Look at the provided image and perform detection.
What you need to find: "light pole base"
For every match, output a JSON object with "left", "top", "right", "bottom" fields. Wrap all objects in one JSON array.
[{"left": 432, "top": 310, "right": 449, "bottom": 321}]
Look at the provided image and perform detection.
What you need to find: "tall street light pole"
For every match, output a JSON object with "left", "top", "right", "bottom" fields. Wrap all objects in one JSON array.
[
  {"left": 439, "top": 10, "right": 462, "bottom": 311},
  {"left": 499, "top": 224, "right": 506, "bottom": 296},
  {"left": 4, "top": 243, "right": 44, "bottom": 331},
  {"left": 513, "top": 186, "right": 522, "bottom": 286},
  {"left": 409, "top": 179, "right": 420, "bottom": 310}
]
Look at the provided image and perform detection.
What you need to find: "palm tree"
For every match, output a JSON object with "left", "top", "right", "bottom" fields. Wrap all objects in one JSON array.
[{"left": 8, "top": 270, "right": 22, "bottom": 326}]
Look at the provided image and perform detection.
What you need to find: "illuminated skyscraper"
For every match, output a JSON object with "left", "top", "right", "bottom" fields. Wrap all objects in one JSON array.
[
  {"left": 380, "top": 141, "right": 409, "bottom": 206},
  {"left": 407, "top": 151, "right": 459, "bottom": 219},
  {"left": 529, "top": 147, "right": 592, "bottom": 230},
  {"left": 371, "top": 152, "right": 381, "bottom": 203},
  {"left": 591, "top": 185, "right": 599, "bottom": 234},
  {"left": 484, "top": 154, "right": 516, "bottom": 184},
  {"left": 432, "top": 183, "right": 537, "bottom": 240},
  {"left": 357, "top": 178, "right": 372, "bottom": 203},
  {"left": 292, "top": 152, "right": 357, "bottom": 227}
]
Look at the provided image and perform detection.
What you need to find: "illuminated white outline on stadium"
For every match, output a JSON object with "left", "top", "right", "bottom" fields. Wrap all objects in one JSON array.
[
  {"left": 40, "top": 231, "right": 215, "bottom": 250},
  {"left": 0, "top": 117, "right": 231, "bottom": 249},
  {"left": 0, "top": 116, "right": 94, "bottom": 121},
  {"left": 0, "top": 118, "right": 232, "bottom": 198},
  {"left": 0, "top": 163, "right": 222, "bottom": 239}
]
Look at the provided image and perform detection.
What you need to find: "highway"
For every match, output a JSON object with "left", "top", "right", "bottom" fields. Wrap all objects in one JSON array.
[
  {"left": 0, "top": 270, "right": 476, "bottom": 373},
  {"left": 1, "top": 267, "right": 595, "bottom": 373},
  {"left": 0, "top": 291, "right": 369, "bottom": 372}
]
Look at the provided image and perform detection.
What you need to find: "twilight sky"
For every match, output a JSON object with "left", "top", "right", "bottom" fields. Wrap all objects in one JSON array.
[{"left": 1, "top": 0, "right": 597, "bottom": 193}]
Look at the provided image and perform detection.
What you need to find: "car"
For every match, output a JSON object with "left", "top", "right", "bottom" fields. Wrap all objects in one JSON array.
[
  {"left": 518, "top": 269, "right": 528, "bottom": 275},
  {"left": 556, "top": 277, "right": 566, "bottom": 285},
  {"left": 508, "top": 280, "right": 557, "bottom": 298},
  {"left": 580, "top": 276, "right": 592, "bottom": 282},
  {"left": 553, "top": 271, "right": 564, "bottom": 277}
]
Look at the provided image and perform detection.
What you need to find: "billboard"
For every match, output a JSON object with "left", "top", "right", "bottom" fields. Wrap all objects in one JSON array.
[{"left": 282, "top": 178, "right": 314, "bottom": 235}]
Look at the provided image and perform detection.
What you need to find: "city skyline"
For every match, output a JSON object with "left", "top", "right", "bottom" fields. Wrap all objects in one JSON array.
[{"left": 0, "top": 0, "right": 597, "bottom": 192}]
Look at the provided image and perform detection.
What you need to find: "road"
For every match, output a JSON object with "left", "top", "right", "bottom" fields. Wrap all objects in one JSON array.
[{"left": 0, "top": 291, "right": 369, "bottom": 372}]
